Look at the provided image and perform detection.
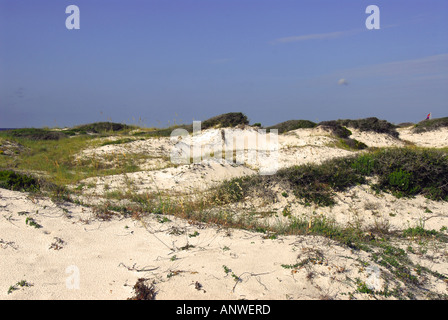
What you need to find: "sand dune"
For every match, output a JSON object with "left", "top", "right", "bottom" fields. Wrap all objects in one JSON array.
[{"left": 1, "top": 126, "right": 447, "bottom": 300}]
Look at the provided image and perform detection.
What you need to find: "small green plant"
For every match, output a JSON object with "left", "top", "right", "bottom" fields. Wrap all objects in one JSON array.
[
  {"left": 281, "top": 263, "right": 300, "bottom": 270},
  {"left": 188, "top": 231, "right": 200, "bottom": 238},
  {"left": 402, "top": 226, "right": 439, "bottom": 238},
  {"left": 282, "top": 206, "right": 291, "bottom": 218},
  {"left": 356, "top": 279, "right": 375, "bottom": 295},
  {"left": 223, "top": 265, "right": 231, "bottom": 274},
  {"left": 222, "top": 265, "right": 240, "bottom": 282},
  {"left": 25, "top": 217, "right": 42, "bottom": 229},
  {"left": 157, "top": 216, "right": 171, "bottom": 224},
  {"left": 7, "top": 280, "right": 32, "bottom": 294}
]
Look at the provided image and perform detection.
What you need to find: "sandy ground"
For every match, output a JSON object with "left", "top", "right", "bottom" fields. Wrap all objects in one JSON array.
[
  {"left": 1, "top": 126, "right": 448, "bottom": 300},
  {"left": 398, "top": 127, "right": 448, "bottom": 148}
]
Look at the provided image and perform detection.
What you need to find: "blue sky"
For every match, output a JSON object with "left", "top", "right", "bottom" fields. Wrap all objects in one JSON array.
[{"left": 0, "top": 0, "right": 447, "bottom": 128}]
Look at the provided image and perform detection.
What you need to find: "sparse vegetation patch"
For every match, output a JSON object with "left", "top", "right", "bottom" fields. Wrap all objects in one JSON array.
[
  {"left": 266, "top": 120, "right": 317, "bottom": 133},
  {"left": 413, "top": 117, "right": 448, "bottom": 133}
]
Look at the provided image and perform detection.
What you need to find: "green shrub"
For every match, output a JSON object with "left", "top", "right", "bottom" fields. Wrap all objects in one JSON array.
[
  {"left": 266, "top": 120, "right": 317, "bottom": 134},
  {"left": 402, "top": 226, "right": 439, "bottom": 238},
  {"left": 387, "top": 169, "right": 420, "bottom": 197},
  {"left": 0, "top": 170, "right": 40, "bottom": 192},
  {"left": 202, "top": 112, "right": 249, "bottom": 129},
  {"left": 134, "top": 113, "right": 249, "bottom": 137},
  {"left": 338, "top": 138, "right": 368, "bottom": 150},
  {"left": 72, "top": 122, "right": 131, "bottom": 134},
  {"left": 318, "top": 121, "right": 352, "bottom": 138},
  {"left": 3, "top": 128, "right": 67, "bottom": 141},
  {"left": 351, "top": 154, "right": 376, "bottom": 175},
  {"left": 211, "top": 147, "right": 448, "bottom": 207},
  {"left": 413, "top": 117, "right": 448, "bottom": 133},
  {"left": 372, "top": 148, "right": 448, "bottom": 200},
  {"left": 274, "top": 157, "right": 366, "bottom": 206},
  {"left": 333, "top": 117, "right": 399, "bottom": 138},
  {"left": 213, "top": 177, "right": 249, "bottom": 203}
]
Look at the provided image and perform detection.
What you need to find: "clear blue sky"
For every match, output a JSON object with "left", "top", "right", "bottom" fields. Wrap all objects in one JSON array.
[{"left": 1, "top": 0, "right": 447, "bottom": 128}]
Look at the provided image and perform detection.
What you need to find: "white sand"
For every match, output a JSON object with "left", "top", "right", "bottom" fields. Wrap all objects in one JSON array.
[
  {"left": 397, "top": 127, "right": 448, "bottom": 148},
  {"left": 1, "top": 126, "right": 448, "bottom": 300}
]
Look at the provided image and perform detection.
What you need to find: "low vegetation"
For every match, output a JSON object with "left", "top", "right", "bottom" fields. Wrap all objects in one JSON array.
[
  {"left": 201, "top": 112, "right": 249, "bottom": 129},
  {"left": 317, "top": 121, "right": 368, "bottom": 150},
  {"left": 68, "top": 122, "right": 132, "bottom": 134},
  {"left": 212, "top": 147, "right": 448, "bottom": 207},
  {"left": 324, "top": 117, "right": 399, "bottom": 138},
  {"left": 3, "top": 128, "right": 68, "bottom": 141},
  {"left": 0, "top": 170, "right": 40, "bottom": 192},
  {"left": 2, "top": 122, "right": 133, "bottom": 141},
  {"left": 132, "top": 112, "right": 250, "bottom": 137},
  {"left": 2, "top": 114, "right": 447, "bottom": 300},
  {"left": 266, "top": 120, "right": 317, "bottom": 133},
  {"left": 413, "top": 117, "right": 448, "bottom": 133}
]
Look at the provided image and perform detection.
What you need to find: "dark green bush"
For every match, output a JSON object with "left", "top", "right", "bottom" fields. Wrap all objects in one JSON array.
[
  {"left": 318, "top": 121, "right": 352, "bottom": 139},
  {"left": 277, "top": 157, "right": 367, "bottom": 206},
  {"left": 372, "top": 148, "right": 448, "bottom": 200},
  {"left": 266, "top": 120, "right": 317, "bottom": 134},
  {"left": 351, "top": 154, "right": 377, "bottom": 175},
  {"left": 135, "top": 113, "right": 249, "bottom": 137},
  {"left": 213, "top": 176, "right": 252, "bottom": 203},
  {"left": 387, "top": 169, "right": 420, "bottom": 197},
  {"left": 0, "top": 170, "right": 40, "bottom": 192},
  {"left": 202, "top": 112, "right": 249, "bottom": 129},
  {"left": 3, "top": 128, "right": 67, "bottom": 141},
  {"left": 413, "top": 117, "right": 448, "bottom": 133},
  {"left": 72, "top": 122, "right": 131, "bottom": 134},
  {"left": 333, "top": 117, "right": 399, "bottom": 138},
  {"left": 212, "top": 147, "right": 448, "bottom": 207},
  {"left": 339, "top": 138, "right": 368, "bottom": 150}
]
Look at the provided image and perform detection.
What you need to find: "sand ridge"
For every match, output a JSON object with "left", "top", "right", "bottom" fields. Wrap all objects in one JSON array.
[{"left": 1, "top": 126, "right": 448, "bottom": 300}]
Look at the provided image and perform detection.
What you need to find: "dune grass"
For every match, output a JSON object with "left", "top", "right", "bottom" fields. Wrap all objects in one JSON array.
[
  {"left": 322, "top": 117, "right": 399, "bottom": 138},
  {"left": 2, "top": 121, "right": 447, "bottom": 299},
  {"left": 413, "top": 117, "right": 448, "bottom": 133},
  {"left": 210, "top": 147, "right": 448, "bottom": 207},
  {"left": 0, "top": 130, "right": 146, "bottom": 190},
  {"left": 266, "top": 120, "right": 317, "bottom": 133}
]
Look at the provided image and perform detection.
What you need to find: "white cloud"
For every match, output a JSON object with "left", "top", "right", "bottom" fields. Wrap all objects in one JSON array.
[
  {"left": 309, "top": 54, "right": 448, "bottom": 86},
  {"left": 346, "top": 54, "right": 448, "bottom": 81},
  {"left": 270, "top": 29, "right": 361, "bottom": 45}
]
